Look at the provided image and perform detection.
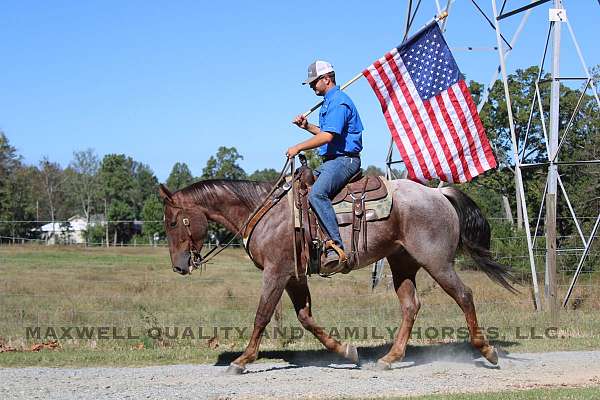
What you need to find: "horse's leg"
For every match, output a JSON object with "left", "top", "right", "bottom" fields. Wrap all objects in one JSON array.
[
  {"left": 376, "top": 252, "right": 420, "bottom": 370},
  {"left": 285, "top": 276, "right": 359, "bottom": 364},
  {"left": 424, "top": 263, "right": 498, "bottom": 365},
  {"left": 227, "top": 268, "right": 290, "bottom": 374}
]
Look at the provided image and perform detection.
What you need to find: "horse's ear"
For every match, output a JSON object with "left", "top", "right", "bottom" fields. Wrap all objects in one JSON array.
[{"left": 158, "top": 184, "right": 174, "bottom": 203}]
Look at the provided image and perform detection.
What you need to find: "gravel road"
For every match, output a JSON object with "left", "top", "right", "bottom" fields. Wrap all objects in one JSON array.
[{"left": 2, "top": 348, "right": 600, "bottom": 399}]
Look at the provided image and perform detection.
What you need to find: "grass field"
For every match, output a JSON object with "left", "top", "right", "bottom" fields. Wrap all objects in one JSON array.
[
  {"left": 404, "top": 386, "right": 600, "bottom": 399},
  {"left": 0, "top": 245, "right": 599, "bottom": 367}
]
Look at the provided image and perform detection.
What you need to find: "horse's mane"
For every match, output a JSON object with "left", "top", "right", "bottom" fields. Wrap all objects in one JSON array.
[{"left": 177, "top": 179, "right": 274, "bottom": 209}]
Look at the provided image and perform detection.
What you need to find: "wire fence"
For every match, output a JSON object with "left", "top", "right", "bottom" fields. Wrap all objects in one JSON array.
[
  {"left": 1, "top": 217, "right": 598, "bottom": 245},
  {"left": 1, "top": 220, "right": 598, "bottom": 348}
]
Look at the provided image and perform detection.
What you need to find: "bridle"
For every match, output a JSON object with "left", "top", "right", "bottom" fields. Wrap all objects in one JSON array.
[
  {"left": 165, "top": 157, "right": 293, "bottom": 274},
  {"left": 165, "top": 204, "right": 230, "bottom": 273},
  {"left": 181, "top": 214, "right": 207, "bottom": 272}
]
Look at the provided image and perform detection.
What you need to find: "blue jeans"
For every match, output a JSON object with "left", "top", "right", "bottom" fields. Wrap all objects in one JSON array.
[{"left": 309, "top": 155, "right": 361, "bottom": 250}]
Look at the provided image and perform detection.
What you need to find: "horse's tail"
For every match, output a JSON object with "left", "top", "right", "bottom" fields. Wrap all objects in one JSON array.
[{"left": 441, "top": 187, "right": 519, "bottom": 294}]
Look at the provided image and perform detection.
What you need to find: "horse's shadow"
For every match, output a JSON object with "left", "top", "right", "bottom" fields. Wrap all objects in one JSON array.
[{"left": 215, "top": 340, "right": 518, "bottom": 371}]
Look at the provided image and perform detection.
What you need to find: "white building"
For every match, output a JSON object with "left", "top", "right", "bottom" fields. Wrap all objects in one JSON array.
[{"left": 39, "top": 215, "right": 93, "bottom": 244}]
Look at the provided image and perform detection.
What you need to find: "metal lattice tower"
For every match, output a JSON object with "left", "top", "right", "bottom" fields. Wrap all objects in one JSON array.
[{"left": 384, "top": 1, "right": 599, "bottom": 311}]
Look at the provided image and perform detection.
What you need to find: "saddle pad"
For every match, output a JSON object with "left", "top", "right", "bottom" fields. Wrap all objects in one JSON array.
[{"left": 289, "top": 178, "right": 394, "bottom": 228}]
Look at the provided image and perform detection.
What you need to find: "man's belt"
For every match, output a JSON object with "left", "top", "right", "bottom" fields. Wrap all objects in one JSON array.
[{"left": 322, "top": 152, "right": 360, "bottom": 161}]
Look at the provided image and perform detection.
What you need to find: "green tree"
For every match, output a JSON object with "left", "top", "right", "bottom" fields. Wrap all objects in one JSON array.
[
  {"left": 132, "top": 161, "right": 158, "bottom": 218},
  {"left": 39, "top": 157, "right": 68, "bottom": 225},
  {"left": 99, "top": 154, "right": 136, "bottom": 243},
  {"left": 141, "top": 195, "right": 164, "bottom": 240},
  {"left": 0, "top": 132, "right": 26, "bottom": 240},
  {"left": 302, "top": 149, "right": 322, "bottom": 170},
  {"left": 553, "top": 72, "right": 600, "bottom": 249},
  {"left": 0, "top": 132, "right": 20, "bottom": 183},
  {"left": 248, "top": 168, "right": 279, "bottom": 182},
  {"left": 364, "top": 165, "right": 385, "bottom": 177},
  {"left": 166, "top": 162, "right": 194, "bottom": 190},
  {"left": 200, "top": 147, "right": 246, "bottom": 243},
  {"left": 98, "top": 154, "right": 159, "bottom": 243},
  {"left": 468, "top": 68, "right": 550, "bottom": 227},
  {"left": 99, "top": 154, "right": 135, "bottom": 200},
  {"left": 66, "top": 149, "right": 101, "bottom": 244},
  {"left": 0, "top": 165, "right": 37, "bottom": 241},
  {"left": 201, "top": 146, "right": 246, "bottom": 180},
  {"left": 477, "top": 67, "right": 549, "bottom": 167},
  {"left": 107, "top": 199, "right": 135, "bottom": 244},
  {"left": 466, "top": 65, "right": 600, "bottom": 252}
]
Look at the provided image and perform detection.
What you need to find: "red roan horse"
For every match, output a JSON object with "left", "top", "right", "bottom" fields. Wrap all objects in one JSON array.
[{"left": 158, "top": 175, "right": 517, "bottom": 374}]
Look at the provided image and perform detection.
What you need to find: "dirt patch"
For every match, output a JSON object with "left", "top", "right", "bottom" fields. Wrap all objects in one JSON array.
[{"left": 0, "top": 350, "right": 599, "bottom": 399}]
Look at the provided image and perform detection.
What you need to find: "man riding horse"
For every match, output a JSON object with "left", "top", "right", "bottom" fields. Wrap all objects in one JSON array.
[
  {"left": 287, "top": 60, "right": 364, "bottom": 274},
  {"left": 160, "top": 22, "right": 511, "bottom": 374}
]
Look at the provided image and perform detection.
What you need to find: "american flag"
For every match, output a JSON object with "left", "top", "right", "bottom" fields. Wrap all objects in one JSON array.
[{"left": 363, "top": 21, "right": 497, "bottom": 183}]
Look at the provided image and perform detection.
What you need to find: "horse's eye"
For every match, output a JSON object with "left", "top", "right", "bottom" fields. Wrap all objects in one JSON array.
[{"left": 170, "top": 220, "right": 177, "bottom": 228}]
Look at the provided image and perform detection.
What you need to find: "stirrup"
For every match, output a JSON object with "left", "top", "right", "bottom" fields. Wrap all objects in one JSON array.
[
  {"left": 319, "top": 240, "right": 349, "bottom": 276},
  {"left": 325, "top": 240, "right": 348, "bottom": 263},
  {"left": 328, "top": 241, "right": 354, "bottom": 274}
]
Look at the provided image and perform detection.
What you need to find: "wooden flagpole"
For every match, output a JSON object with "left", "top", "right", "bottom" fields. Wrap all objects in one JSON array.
[{"left": 301, "top": 11, "right": 449, "bottom": 118}]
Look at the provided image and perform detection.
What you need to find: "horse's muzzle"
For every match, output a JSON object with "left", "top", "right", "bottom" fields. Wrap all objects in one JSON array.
[
  {"left": 171, "top": 251, "right": 193, "bottom": 275},
  {"left": 172, "top": 265, "right": 189, "bottom": 275}
]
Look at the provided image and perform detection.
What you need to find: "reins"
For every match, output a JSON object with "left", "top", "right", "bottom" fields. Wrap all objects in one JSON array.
[{"left": 168, "top": 157, "right": 294, "bottom": 273}]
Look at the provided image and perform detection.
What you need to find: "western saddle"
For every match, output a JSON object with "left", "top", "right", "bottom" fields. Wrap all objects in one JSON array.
[{"left": 293, "top": 154, "right": 388, "bottom": 276}]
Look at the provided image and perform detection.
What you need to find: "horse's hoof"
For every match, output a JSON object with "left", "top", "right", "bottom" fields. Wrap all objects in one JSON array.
[
  {"left": 482, "top": 345, "right": 498, "bottom": 365},
  {"left": 225, "top": 362, "right": 245, "bottom": 375},
  {"left": 344, "top": 344, "right": 359, "bottom": 364},
  {"left": 375, "top": 359, "right": 392, "bottom": 371}
]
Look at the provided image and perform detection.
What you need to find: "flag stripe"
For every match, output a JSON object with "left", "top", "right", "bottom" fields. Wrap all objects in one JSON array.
[
  {"left": 447, "top": 85, "right": 485, "bottom": 174},
  {"left": 378, "top": 55, "right": 437, "bottom": 180},
  {"left": 452, "top": 84, "right": 492, "bottom": 172},
  {"left": 458, "top": 80, "right": 497, "bottom": 168},
  {"left": 372, "top": 56, "right": 433, "bottom": 180},
  {"left": 429, "top": 95, "right": 470, "bottom": 181},
  {"left": 386, "top": 53, "right": 450, "bottom": 181},
  {"left": 393, "top": 55, "right": 457, "bottom": 182},
  {"left": 422, "top": 101, "right": 460, "bottom": 182},
  {"left": 439, "top": 89, "right": 480, "bottom": 179},
  {"left": 362, "top": 65, "right": 421, "bottom": 181}
]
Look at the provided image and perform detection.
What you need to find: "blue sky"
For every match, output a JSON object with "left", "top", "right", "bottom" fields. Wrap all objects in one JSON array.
[{"left": 2, "top": 0, "right": 598, "bottom": 182}]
